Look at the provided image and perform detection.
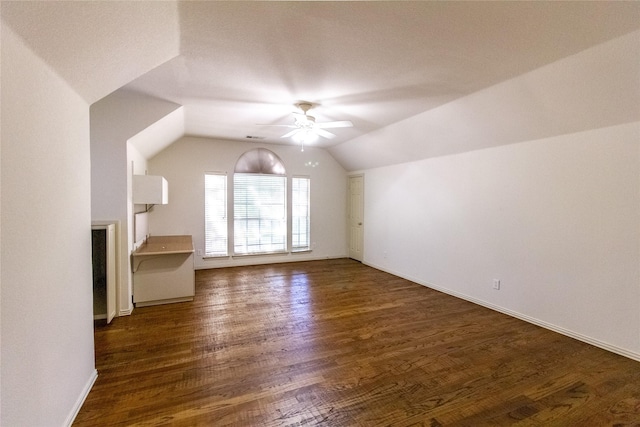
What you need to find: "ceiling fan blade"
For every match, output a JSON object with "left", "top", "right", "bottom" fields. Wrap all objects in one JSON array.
[
  {"left": 315, "top": 128, "right": 336, "bottom": 139},
  {"left": 281, "top": 129, "right": 301, "bottom": 138},
  {"left": 316, "top": 120, "right": 353, "bottom": 129}
]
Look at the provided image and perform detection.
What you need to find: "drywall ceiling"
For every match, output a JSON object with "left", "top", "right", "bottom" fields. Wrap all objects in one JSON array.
[
  {"left": 3, "top": 1, "right": 640, "bottom": 154},
  {"left": 1, "top": 0, "right": 180, "bottom": 104},
  {"left": 124, "top": 1, "right": 640, "bottom": 150}
]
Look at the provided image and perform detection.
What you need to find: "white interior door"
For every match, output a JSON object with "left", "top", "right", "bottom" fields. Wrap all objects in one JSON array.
[
  {"left": 348, "top": 175, "right": 364, "bottom": 261},
  {"left": 92, "top": 223, "right": 117, "bottom": 324},
  {"left": 105, "top": 224, "right": 116, "bottom": 323}
]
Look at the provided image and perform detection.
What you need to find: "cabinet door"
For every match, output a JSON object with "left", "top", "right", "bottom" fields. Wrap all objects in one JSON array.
[{"left": 133, "top": 253, "right": 194, "bottom": 306}]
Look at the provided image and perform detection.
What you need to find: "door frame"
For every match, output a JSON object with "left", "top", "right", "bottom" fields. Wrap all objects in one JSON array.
[{"left": 348, "top": 174, "right": 364, "bottom": 261}]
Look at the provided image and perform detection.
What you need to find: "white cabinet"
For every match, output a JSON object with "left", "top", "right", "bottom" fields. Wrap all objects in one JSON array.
[
  {"left": 133, "top": 175, "right": 168, "bottom": 205},
  {"left": 132, "top": 235, "right": 195, "bottom": 307}
]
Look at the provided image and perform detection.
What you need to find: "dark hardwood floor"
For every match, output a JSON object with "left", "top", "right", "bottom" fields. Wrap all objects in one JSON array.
[{"left": 74, "top": 259, "right": 640, "bottom": 426}]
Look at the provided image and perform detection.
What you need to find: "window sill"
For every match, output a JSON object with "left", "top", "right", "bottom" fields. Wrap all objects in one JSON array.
[
  {"left": 232, "top": 250, "right": 289, "bottom": 258},
  {"left": 202, "top": 255, "right": 230, "bottom": 260},
  {"left": 202, "top": 249, "right": 313, "bottom": 261},
  {"left": 202, "top": 250, "right": 312, "bottom": 260}
]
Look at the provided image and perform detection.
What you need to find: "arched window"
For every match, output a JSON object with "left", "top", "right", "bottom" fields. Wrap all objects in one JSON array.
[
  {"left": 204, "top": 148, "right": 310, "bottom": 257},
  {"left": 233, "top": 149, "right": 287, "bottom": 255},
  {"left": 234, "top": 148, "right": 286, "bottom": 175}
]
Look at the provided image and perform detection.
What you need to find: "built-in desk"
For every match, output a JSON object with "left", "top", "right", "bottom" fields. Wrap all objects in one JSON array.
[{"left": 132, "top": 235, "right": 195, "bottom": 307}]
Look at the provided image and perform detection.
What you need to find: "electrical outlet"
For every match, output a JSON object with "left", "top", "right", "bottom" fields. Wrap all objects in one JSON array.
[
  {"left": 493, "top": 279, "right": 501, "bottom": 290},
  {"left": 196, "top": 249, "right": 203, "bottom": 256}
]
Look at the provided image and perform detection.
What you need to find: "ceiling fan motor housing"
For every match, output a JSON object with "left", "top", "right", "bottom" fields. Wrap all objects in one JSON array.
[
  {"left": 296, "top": 102, "right": 314, "bottom": 114},
  {"left": 296, "top": 115, "right": 315, "bottom": 129}
]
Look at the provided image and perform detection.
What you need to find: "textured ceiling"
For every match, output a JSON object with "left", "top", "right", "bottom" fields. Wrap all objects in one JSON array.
[
  {"left": 1, "top": 0, "right": 180, "bottom": 104},
  {"left": 125, "top": 1, "right": 640, "bottom": 149},
  {"left": 3, "top": 1, "right": 640, "bottom": 153}
]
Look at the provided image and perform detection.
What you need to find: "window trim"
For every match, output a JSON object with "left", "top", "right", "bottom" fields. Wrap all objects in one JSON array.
[
  {"left": 232, "top": 173, "right": 287, "bottom": 256},
  {"left": 204, "top": 172, "right": 229, "bottom": 258},
  {"left": 291, "top": 175, "right": 311, "bottom": 253},
  {"left": 203, "top": 150, "right": 313, "bottom": 260}
]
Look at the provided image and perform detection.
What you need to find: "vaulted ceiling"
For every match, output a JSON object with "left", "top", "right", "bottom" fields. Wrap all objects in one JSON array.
[{"left": 3, "top": 1, "right": 640, "bottom": 160}]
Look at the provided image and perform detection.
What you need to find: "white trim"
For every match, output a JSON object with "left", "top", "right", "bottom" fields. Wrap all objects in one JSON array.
[
  {"left": 64, "top": 369, "right": 98, "bottom": 427},
  {"left": 232, "top": 250, "right": 289, "bottom": 258},
  {"left": 135, "top": 296, "right": 193, "bottom": 308},
  {"left": 195, "top": 254, "right": 346, "bottom": 270},
  {"left": 365, "top": 261, "right": 640, "bottom": 363},
  {"left": 119, "top": 307, "right": 133, "bottom": 316}
]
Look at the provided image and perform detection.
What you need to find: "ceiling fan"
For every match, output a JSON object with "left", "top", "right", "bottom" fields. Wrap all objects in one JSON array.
[{"left": 261, "top": 102, "right": 353, "bottom": 150}]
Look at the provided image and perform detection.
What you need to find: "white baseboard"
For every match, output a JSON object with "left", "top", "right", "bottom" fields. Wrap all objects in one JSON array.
[
  {"left": 195, "top": 254, "right": 348, "bottom": 270},
  {"left": 365, "top": 261, "right": 640, "bottom": 363},
  {"left": 64, "top": 369, "right": 98, "bottom": 427}
]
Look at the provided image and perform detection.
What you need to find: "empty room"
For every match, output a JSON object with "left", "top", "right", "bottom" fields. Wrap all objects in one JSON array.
[{"left": 2, "top": 1, "right": 640, "bottom": 426}]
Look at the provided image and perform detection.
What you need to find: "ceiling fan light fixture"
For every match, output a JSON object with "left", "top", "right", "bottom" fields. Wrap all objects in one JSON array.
[
  {"left": 292, "top": 129, "right": 319, "bottom": 144},
  {"left": 259, "top": 101, "right": 352, "bottom": 149},
  {"left": 294, "top": 115, "right": 315, "bottom": 129}
]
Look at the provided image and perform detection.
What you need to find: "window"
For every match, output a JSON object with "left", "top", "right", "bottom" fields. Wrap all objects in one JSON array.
[
  {"left": 204, "top": 149, "right": 311, "bottom": 258},
  {"left": 204, "top": 173, "right": 228, "bottom": 256},
  {"left": 234, "top": 173, "right": 287, "bottom": 255},
  {"left": 292, "top": 177, "right": 310, "bottom": 252}
]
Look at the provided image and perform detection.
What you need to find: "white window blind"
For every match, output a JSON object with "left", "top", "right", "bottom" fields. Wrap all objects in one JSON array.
[
  {"left": 204, "top": 173, "right": 228, "bottom": 256},
  {"left": 292, "top": 177, "right": 310, "bottom": 252},
  {"left": 234, "top": 173, "right": 286, "bottom": 255}
]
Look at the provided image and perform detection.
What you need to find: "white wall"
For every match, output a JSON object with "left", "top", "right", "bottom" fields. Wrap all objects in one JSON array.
[
  {"left": 362, "top": 122, "right": 640, "bottom": 360},
  {"left": 1, "top": 24, "right": 96, "bottom": 426},
  {"left": 330, "top": 29, "right": 640, "bottom": 361},
  {"left": 148, "top": 137, "right": 348, "bottom": 269},
  {"left": 90, "top": 91, "right": 181, "bottom": 315},
  {"left": 127, "top": 142, "right": 148, "bottom": 252}
]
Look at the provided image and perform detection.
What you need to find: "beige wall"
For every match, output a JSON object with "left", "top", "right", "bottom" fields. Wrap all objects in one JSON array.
[
  {"left": 1, "top": 24, "right": 96, "bottom": 426},
  {"left": 147, "top": 137, "right": 349, "bottom": 268},
  {"left": 362, "top": 122, "right": 640, "bottom": 359},
  {"left": 338, "top": 31, "right": 640, "bottom": 361},
  {"left": 90, "top": 91, "right": 181, "bottom": 315}
]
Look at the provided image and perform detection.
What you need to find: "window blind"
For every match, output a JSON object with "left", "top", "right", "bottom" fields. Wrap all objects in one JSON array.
[
  {"left": 204, "top": 173, "right": 228, "bottom": 256},
  {"left": 234, "top": 173, "right": 287, "bottom": 255},
  {"left": 292, "top": 177, "right": 310, "bottom": 251}
]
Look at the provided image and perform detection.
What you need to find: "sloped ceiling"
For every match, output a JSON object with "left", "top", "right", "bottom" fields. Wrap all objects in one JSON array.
[
  {"left": 125, "top": 1, "right": 640, "bottom": 151},
  {"left": 128, "top": 107, "right": 185, "bottom": 160},
  {"left": 1, "top": 0, "right": 180, "bottom": 104},
  {"left": 3, "top": 1, "right": 640, "bottom": 166},
  {"left": 329, "top": 31, "right": 640, "bottom": 171}
]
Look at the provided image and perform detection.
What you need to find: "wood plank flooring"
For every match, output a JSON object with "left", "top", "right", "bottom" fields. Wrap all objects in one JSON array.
[{"left": 74, "top": 259, "right": 640, "bottom": 426}]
